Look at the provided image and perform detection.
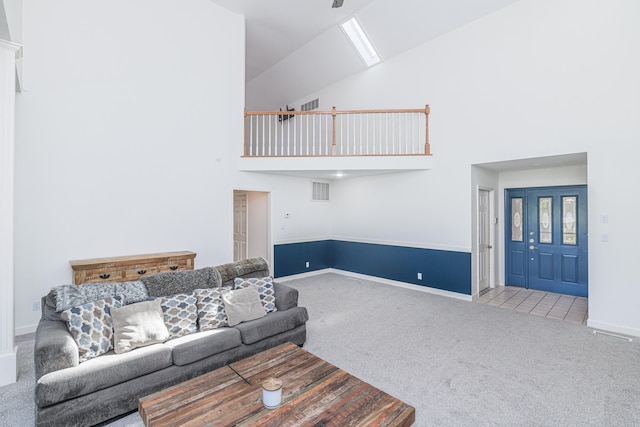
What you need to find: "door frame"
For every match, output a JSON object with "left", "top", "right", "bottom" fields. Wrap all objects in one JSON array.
[
  {"left": 475, "top": 186, "right": 496, "bottom": 297},
  {"left": 233, "top": 189, "right": 272, "bottom": 267}
]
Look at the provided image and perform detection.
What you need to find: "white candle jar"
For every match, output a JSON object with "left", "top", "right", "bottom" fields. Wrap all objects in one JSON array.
[{"left": 262, "top": 377, "right": 283, "bottom": 409}]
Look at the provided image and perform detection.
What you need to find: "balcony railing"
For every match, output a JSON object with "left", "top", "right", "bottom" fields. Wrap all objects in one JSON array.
[{"left": 244, "top": 106, "right": 430, "bottom": 157}]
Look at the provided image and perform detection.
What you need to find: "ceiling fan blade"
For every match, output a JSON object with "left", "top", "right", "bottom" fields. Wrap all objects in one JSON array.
[{"left": 332, "top": 0, "right": 344, "bottom": 8}]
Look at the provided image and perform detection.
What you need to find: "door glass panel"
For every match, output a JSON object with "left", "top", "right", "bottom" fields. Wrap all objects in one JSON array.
[
  {"left": 511, "top": 198, "right": 523, "bottom": 242},
  {"left": 539, "top": 197, "right": 552, "bottom": 243},
  {"left": 563, "top": 196, "right": 577, "bottom": 245}
]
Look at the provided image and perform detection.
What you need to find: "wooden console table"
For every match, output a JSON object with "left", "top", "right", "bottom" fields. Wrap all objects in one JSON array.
[{"left": 69, "top": 251, "right": 196, "bottom": 284}]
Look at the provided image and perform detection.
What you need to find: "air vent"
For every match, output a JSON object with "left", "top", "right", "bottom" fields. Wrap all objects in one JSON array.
[
  {"left": 301, "top": 98, "right": 319, "bottom": 112},
  {"left": 311, "top": 180, "right": 330, "bottom": 201}
]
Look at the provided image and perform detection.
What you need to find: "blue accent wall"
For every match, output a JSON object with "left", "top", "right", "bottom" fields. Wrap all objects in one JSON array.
[
  {"left": 274, "top": 239, "right": 472, "bottom": 295},
  {"left": 273, "top": 240, "right": 333, "bottom": 278}
]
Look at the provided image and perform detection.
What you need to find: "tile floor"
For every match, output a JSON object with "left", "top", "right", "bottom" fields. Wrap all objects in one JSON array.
[{"left": 476, "top": 286, "right": 588, "bottom": 325}]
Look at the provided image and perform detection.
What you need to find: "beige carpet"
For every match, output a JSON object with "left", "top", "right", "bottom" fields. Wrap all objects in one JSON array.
[{"left": 3, "top": 272, "right": 640, "bottom": 426}]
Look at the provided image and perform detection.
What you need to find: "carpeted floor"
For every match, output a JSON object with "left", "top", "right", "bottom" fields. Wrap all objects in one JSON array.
[{"left": 2, "top": 272, "right": 640, "bottom": 426}]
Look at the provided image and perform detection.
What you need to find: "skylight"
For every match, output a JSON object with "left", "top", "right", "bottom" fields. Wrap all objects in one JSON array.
[{"left": 340, "top": 17, "right": 381, "bottom": 67}]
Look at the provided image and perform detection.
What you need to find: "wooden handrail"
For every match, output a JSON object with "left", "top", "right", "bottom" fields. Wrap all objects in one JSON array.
[
  {"left": 244, "top": 105, "right": 431, "bottom": 157},
  {"left": 245, "top": 108, "right": 427, "bottom": 116}
]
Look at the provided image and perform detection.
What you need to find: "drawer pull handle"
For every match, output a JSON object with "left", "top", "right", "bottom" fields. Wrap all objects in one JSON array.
[
  {"left": 169, "top": 266, "right": 178, "bottom": 271},
  {"left": 99, "top": 273, "right": 111, "bottom": 280},
  {"left": 137, "top": 270, "right": 147, "bottom": 275}
]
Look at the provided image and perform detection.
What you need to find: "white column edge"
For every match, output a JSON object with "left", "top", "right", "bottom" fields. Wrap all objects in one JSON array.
[{"left": 0, "top": 38, "right": 21, "bottom": 386}]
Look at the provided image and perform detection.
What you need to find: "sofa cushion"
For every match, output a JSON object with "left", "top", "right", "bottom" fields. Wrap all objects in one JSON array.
[
  {"left": 234, "top": 277, "right": 277, "bottom": 313},
  {"left": 161, "top": 293, "right": 198, "bottom": 339},
  {"left": 217, "top": 257, "right": 270, "bottom": 287},
  {"left": 233, "top": 307, "right": 309, "bottom": 345},
  {"left": 142, "top": 267, "right": 221, "bottom": 297},
  {"left": 35, "top": 343, "right": 173, "bottom": 407},
  {"left": 111, "top": 300, "right": 169, "bottom": 354},
  {"left": 163, "top": 327, "right": 242, "bottom": 366},
  {"left": 60, "top": 296, "right": 123, "bottom": 362},
  {"left": 194, "top": 288, "right": 229, "bottom": 331},
  {"left": 273, "top": 282, "right": 299, "bottom": 311},
  {"left": 222, "top": 287, "right": 266, "bottom": 327}
]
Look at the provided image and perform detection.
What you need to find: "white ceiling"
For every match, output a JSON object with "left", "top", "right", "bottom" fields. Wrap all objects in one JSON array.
[{"left": 210, "top": 0, "right": 523, "bottom": 109}]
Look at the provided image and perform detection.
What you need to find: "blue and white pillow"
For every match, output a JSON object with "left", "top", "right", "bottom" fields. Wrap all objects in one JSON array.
[
  {"left": 194, "top": 288, "right": 229, "bottom": 331},
  {"left": 233, "top": 277, "right": 277, "bottom": 313},
  {"left": 160, "top": 293, "right": 198, "bottom": 339},
  {"left": 60, "top": 295, "right": 123, "bottom": 362}
]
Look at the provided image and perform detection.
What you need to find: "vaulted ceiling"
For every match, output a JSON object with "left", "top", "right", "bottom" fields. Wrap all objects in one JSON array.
[{"left": 210, "top": 0, "right": 522, "bottom": 109}]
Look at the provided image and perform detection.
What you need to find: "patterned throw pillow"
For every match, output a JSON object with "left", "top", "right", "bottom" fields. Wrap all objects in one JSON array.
[
  {"left": 60, "top": 296, "right": 123, "bottom": 362},
  {"left": 233, "top": 277, "right": 277, "bottom": 313},
  {"left": 160, "top": 293, "right": 198, "bottom": 339},
  {"left": 194, "top": 288, "right": 230, "bottom": 331}
]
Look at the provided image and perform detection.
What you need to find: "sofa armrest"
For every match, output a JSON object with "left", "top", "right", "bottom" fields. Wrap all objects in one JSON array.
[
  {"left": 273, "top": 281, "right": 299, "bottom": 311},
  {"left": 34, "top": 319, "right": 79, "bottom": 380}
]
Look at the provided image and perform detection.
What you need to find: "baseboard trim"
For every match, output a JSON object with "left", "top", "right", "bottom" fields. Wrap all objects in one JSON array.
[
  {"left": 15, "top": 323, "right": 37, "bottom": 336},
  {"left": 275, "top": 268, "right": 334, "bottom": 282},
  {"left": 277, "top": 268, "right": 472, "bottom": 302},
  {"left": 0, "top": 347, "right": 17, "bottom": 386},
  {"left": 587, "top": 319, "right": 640, "bottom": 339}
]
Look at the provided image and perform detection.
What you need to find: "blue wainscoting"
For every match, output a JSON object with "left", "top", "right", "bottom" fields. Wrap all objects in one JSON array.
[
  {"left": 274, "top": 239, "right": 471, "bottom": 295},
  {"left": 273, "top": 240, "right": 333, "bottom": 278}
]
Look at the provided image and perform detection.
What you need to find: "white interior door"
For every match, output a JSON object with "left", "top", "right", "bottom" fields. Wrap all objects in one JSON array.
[
  {"left": 233, "top": 192, "right": 248, "bottom": 261},
  {"left": 478, "top": 188, "right": 492, "bottom": 294}
]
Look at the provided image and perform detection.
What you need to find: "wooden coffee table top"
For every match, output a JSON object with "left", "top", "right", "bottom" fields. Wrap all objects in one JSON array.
[{"left": 139, "top": 342, "right": 415, "bottom": 426}]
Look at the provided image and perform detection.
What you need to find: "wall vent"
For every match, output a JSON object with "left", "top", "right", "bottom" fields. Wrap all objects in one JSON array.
[
  {"left": 311, "top": 180, "right": 330, "bottom": 201},
  {"left": 301, "top": 98, "right": 320, "bottom": 112}
]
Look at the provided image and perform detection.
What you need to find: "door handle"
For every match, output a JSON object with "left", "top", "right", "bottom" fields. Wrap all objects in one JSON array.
[
  {"left": 487, "top": 244, "right": 493, "bottom": 249},
  {"left": 529, "top": 245, "right": 538, "bottom": 250}
]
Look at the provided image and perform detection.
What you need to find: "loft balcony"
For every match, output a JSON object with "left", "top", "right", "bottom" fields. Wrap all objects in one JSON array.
[{"left": 238, "top": 106, "right": 433, "bottom": 179}]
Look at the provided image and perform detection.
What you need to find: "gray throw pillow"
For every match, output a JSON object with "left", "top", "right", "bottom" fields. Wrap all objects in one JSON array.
[
  {"left": 111, "top": 299, "right": 169, "bottom": 353},
  {"left": 52, "top": 281, "right": 148, "bottom": 312},
  {"left": 142, "top": 267, "right": 221, "bottom": 297},
  {"left": 221, "top": 287, "right": 266, "bottom": 327}
]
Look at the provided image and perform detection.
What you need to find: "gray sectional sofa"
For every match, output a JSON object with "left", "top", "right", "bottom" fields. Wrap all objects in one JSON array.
[{"left": 33, "top": 258, "right": 308, "bottom": 427}]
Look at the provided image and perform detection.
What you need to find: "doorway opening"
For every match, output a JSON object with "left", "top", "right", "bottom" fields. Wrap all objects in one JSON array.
[
  {"left": 477, "top": 187, "right": 495, "bottom": 297},
  {"left": 233, "top": 190, "right": 271, "bottom": 265}
]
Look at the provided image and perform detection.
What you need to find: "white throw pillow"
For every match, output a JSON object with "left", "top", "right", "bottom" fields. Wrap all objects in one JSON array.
[
  {"left": 233, "top": 277, "right": 277, "bottom": 313},
  {"left": 111, "top": 299, "right": 169, "bottom": 354},
  {"left": 222, "top": 287, "right": 267, "bottom": 327}
]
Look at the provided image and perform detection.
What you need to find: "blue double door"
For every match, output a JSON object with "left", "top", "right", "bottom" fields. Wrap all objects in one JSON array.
[{"left": 505, "top": 185, "right": 588, "bottom": 297}]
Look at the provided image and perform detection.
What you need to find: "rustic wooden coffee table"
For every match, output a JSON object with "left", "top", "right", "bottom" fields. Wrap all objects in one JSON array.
[{"left": 139, "top": 342, "right": 415, "bottom": 426}]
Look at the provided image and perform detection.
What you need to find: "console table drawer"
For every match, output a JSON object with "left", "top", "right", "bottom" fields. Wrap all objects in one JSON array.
[
  {"left": 123, "top": 265, "right": 159, "bottom": 281},
  {"left": 80, "top": 267, "right": 127, "bottom": 283},
  {"left": 70, "top": 251, "right": 196, "bottom": 285}
]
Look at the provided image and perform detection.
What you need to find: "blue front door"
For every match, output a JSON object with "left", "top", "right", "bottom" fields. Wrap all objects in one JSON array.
[{"left": 505, "top": 185, "right": 588, "bottom": 297}]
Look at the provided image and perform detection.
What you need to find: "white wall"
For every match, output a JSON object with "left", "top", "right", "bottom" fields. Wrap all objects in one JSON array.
[
  {"left": 13, "top": 0, "right": 332, "bottom": 334},
  {"left": 289, "top": 0, "right": 640, "bottom": 335}
]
